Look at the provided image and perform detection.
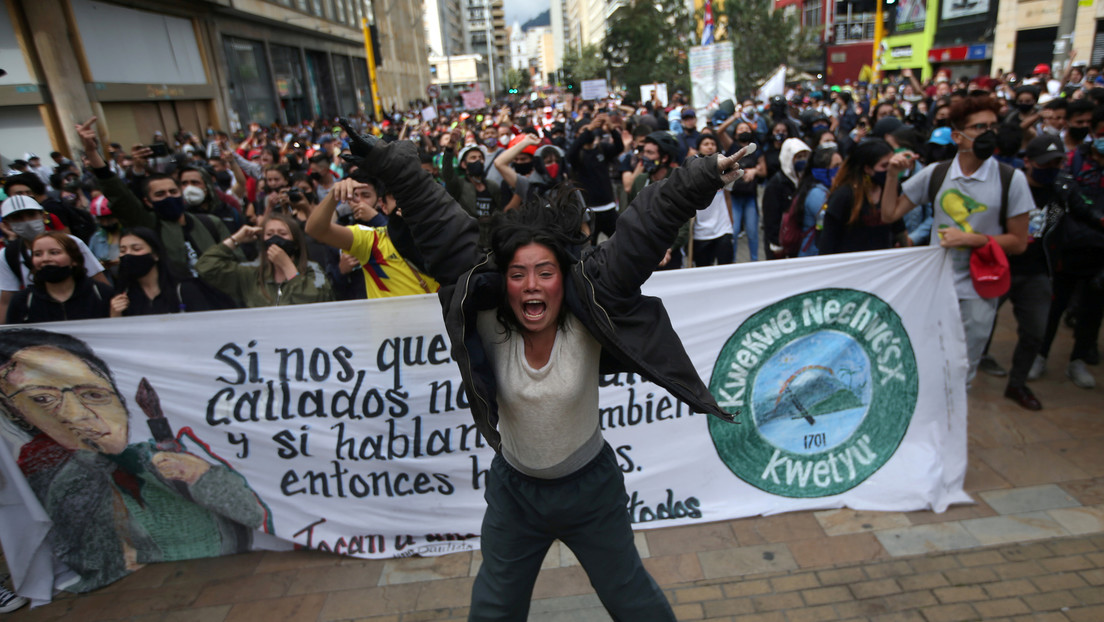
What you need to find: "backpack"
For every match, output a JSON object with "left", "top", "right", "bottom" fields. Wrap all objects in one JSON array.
[
  {"left": 4, "top": 239, "right": 30, "bottom": 288},
  {"left": 925, "top": 159, "right": 1014, "bottom": 231},
  {"left": 778, "top": 194, "right": 804, "bottom": 258}
]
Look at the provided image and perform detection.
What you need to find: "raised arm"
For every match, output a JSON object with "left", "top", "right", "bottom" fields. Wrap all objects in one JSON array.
[
  {"left": 339, "top": 118, "right": 480, "bottom": 286},
  {"left": 494, "top": 133, "right": 540, "bottom": 190},
  {"left": 77, "top": 117, "right": 155, "bottom": 230},
  {"left": 881, "top": 151, "right": 918, "bottom": 223},
  {"left": 590, "top": 146, "right": 750, "bottom": 298},
  {"left": 304, "top": 178, "right": 358, "bottom": 251}
]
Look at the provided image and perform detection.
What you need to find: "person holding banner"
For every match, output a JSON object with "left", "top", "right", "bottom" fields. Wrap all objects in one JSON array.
[{"left": 337, "top": 118, "right": 740, "bottom": 622}]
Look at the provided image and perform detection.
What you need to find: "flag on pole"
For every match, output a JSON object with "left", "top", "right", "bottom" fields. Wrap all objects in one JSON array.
[
  {"left": 759, "top": 65, "right": 786, "bottom": 101},
  {"left": 702, "top": 0, "right": 715, "bottom": 45}
]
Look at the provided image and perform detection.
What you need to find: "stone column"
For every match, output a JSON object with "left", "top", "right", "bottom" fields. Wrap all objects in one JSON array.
[{"left": 20, "top": 0, "right": 97, "bottom": 157}]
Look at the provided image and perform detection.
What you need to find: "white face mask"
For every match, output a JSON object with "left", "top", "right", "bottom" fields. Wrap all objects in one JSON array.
[
  {"left": 10, "top": 218, "right": 46, "bottom": 241},
  {"left": 182, "top": 185, "right": 206, "bottom": 206}
]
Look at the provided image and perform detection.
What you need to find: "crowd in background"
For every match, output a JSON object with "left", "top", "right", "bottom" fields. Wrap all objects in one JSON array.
[{"left": 1, "top": 61, "right": 1102, "bottom": 408}]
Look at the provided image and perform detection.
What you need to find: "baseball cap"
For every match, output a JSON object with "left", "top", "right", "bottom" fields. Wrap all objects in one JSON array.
[
  {"left": 970, "top": 237, "right": 1010, "bottom": 299},
  {"left": 681, "top": 108, "right": 697, "bottom": 119},
  {"left": 1033, "top": 63, "right": 1050, "bottom": 75},
  {"left": 1024, "top": 135, "right": 1065, "bottom": 165},
  {"left": 1, "top": 195, "right": 45, "bottom": 219},
  {"left": 928, "top": 127, "right": 953, "bottom": 145},
  {"left": 457, "top": 144, "right": 487, "bottom": 162},
  {"left": 89, "top": 195, "right": 111, "bottom": 217}
]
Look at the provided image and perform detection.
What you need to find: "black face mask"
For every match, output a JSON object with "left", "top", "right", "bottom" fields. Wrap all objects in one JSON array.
[
  {"left": 934, "top": 118, "right": 950, "bottom": 128},
  {"left": 101, "top": 222, "right": 120, "bottom": 233},
  {"left": 513, "top": 161, "right": 533, "bottom": 175},
  {"left": 36, "top": 264, "right": 73, "bottom": 283},
  {"left": 1068, "top": 126, "right": 1091, "bottom": 142},
  {"left": 1017, "top": 103, "right": 1035, "bottom": 114},
  {"left": 969, "top": 130, "right": 997, "bottom": 161},
  {"left": 737, "top": 132, "right": 755, "bottom": 144},
  {"left": 264, "top": 235, "right": 299, "bottom": 259},
  {"left": 465, "top": 161, "right": 485, "bottom": 178},
  {"left": 118, "top": 253, "right": 156, "bottom": 280},
  {"left": 871, "top": 170, "right": 888, "bottom": 186},
  {"left": 151, "top": 195, "right": 186, "bottom": 221}
]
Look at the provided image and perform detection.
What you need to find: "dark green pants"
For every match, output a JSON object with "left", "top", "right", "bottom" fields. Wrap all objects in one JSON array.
[{"left": 468, "top": 443, "right": 676, "bottom": 621}]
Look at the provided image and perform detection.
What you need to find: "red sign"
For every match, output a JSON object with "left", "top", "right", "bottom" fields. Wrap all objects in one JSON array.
[{"left": 928, "top": 46, "right": 969, "bottom": 63}]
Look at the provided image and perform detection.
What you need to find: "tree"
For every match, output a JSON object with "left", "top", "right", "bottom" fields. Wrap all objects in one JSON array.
[
  {"left": 505, "top": 67, "right": 531, "bottom": 93},
  {"left": 561, "top": 43, "right": 606, "bottom": 92},
  {"left": 603, "top": 0, "right": 693, "bottom": 96},
  {"left": 718, "top": 0, "right": 820, "bottom": 94}
]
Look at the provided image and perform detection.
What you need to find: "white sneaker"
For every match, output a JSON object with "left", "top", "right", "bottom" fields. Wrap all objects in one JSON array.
[
  {"left": 0, "top": 583, "right": 28, "bottom": 613},
  {"left": 1067, "top": 360, "right": 1096, "bottom": 389},
  {"left": 1027, "top": 355, "right": 1047, "bottom": 381}
]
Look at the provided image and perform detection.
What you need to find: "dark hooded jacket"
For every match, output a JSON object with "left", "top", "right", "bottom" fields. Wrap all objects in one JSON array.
[{"left": 364, "top": 140, "right": 737, "bottom": 451}]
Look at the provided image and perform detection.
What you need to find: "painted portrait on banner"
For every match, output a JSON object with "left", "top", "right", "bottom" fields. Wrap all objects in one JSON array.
[{"left": 0, "top": 328, "right": 270, "bottom": 592}]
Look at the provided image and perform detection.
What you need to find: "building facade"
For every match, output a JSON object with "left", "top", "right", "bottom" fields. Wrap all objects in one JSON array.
[{"left": 1, "top": 0, "right": 429, "bottom": 167}]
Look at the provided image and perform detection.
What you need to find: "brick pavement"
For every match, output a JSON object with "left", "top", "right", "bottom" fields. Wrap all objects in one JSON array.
[{"left": 2, "top": 304, "right": 1101, "bottom": 622}]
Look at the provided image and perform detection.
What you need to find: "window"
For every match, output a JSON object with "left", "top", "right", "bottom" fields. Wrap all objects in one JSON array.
[{"left": 803, "top": 0, "right": 822, "bottom": 30}]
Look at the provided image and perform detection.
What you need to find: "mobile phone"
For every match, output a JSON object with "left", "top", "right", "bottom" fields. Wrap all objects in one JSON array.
[{"left": 149, "top": 143, "right": 170, "bottom": 158}]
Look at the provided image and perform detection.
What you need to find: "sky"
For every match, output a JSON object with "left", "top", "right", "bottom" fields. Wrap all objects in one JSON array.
[{"left": 503, "top": 0, "right": 548, "bottom": 28}]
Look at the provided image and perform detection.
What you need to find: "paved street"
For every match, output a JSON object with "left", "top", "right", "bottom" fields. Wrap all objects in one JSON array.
[{"left": 4, "top": 303, "right": 1102, "bottom": 622}]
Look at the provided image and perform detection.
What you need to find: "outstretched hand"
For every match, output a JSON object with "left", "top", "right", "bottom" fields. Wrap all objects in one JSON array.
[
  {"left": 717, "top": 143, "right": 755, "bottom": 185},
  {"left": 338, "top": 117, "right": 377, "bottom": 159}
]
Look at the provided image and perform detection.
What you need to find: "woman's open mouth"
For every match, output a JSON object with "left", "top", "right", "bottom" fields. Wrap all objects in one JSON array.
[{"left": 523, "top": 300, "right": 546, "bottom": 320}]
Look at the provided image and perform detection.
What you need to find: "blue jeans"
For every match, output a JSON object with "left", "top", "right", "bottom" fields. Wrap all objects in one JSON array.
[
  {"left": 468, "top": 444, "right": 675, "bottom": 621},
  {"left": 730, "top": 193, "right": 759, "bottom": 261}
]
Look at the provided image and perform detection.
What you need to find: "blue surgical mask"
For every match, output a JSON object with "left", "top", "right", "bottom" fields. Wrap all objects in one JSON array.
[
  {"left": 1094, "top": 137, "right": 1104, "bottom": 155},
  {"left": 793, "top": 159, "right": 807, "bottom": 174}
]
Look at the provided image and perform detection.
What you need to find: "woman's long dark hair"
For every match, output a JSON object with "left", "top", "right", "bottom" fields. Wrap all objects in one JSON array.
[
  {"left": 792, "top": 146, "right": 839, "bottom": 225},
  {"left": 117, "top": 227, "right": 181, "bottom": 312},
  {"left": 489, "top": 183, "right": 588, "bottom": 334},
  {"left": 828, "top": 138, "right": 893, "bottom": 225}
]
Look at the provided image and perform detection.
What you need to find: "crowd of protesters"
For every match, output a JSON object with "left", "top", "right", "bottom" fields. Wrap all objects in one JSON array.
[{"left": 1, "top": 60, "right": 1102, "bottom": 411}]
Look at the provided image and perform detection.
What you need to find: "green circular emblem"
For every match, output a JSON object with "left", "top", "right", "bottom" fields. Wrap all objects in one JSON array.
[{"left": 708, "top": 288, "right": 918, "bottom": 497}]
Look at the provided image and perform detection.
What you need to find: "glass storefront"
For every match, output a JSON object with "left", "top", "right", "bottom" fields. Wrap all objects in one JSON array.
[
  {"left": 271, "top": 44, "right": 311, "bottom": 125},
  {"left": 223, "top": 37, "right": 278, "bottom": 125}
]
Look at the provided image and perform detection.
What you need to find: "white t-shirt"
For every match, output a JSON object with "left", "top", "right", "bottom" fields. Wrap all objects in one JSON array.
[
  {"left": 694, "top": 189, "right": 731, "bottom": 241},
  {"left": 0, "top": 235, "right": 106, "bottom": 293},
  {"left": 901, "top": 156, "right": 1033, "bottom": 299},
  {"left": 477, "top": 311, "right": 603, "bottom": 478}
]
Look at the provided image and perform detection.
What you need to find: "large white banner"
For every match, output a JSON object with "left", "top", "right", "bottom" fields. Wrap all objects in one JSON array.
[
  {"left": 0, "top": 248, "right": 969, "bottom": 597},
  {"left": 690, "top": 42, "right": 736, "bottom": 120}
]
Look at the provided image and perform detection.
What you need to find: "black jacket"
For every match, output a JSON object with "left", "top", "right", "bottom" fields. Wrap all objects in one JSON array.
[
  {"left": 364, "top": 140, "right": 737, "bottom": 451},
  {"left": 6, "top": 278, "right": 113, "bottom": 324}
]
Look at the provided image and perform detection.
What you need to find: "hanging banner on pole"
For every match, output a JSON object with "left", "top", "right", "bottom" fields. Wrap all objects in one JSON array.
[
  {"left": 689, "top": 42, "right": 736, "bottom": 119},
  {"left": 0, "top": 248, "right": 970, "bottom": 600}
]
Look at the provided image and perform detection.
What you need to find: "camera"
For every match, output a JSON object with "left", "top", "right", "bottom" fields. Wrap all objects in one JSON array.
[
  {"left": 287, "top": 187, "right": 303, "bottom": 203},
  {"left": 149, "top": 143, "right": 170, "bottom": 158}
]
